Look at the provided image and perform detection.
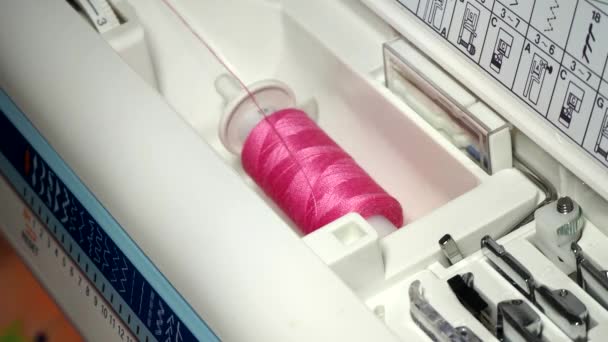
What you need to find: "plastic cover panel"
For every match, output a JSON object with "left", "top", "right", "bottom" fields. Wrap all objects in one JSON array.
[{"left": 381, "top": 0, "right": 608, "bottom": 172}]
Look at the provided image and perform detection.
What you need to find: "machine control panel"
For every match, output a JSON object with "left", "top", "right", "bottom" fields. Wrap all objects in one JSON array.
[
  {"left": 0, "top": 90, "right": 218, "bottom": 342},
  {"left": 395, "top": 0, "right": 608, "bottom": 169}
]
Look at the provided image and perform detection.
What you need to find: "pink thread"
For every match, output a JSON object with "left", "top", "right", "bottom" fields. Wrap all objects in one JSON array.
[
  {"left": 242, "top": 108, "right": 404, "bottom": 234},
  {"left": 161, "top": 0, "right": 403, "bottom": 233}
]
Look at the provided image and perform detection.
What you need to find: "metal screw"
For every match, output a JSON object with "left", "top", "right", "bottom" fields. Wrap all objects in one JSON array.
[
  {"left": 557, "top": 197, "right": 574, "bottom": 214},
  {"left": 457, "top": 327, "right": 468, "bottom": 336}
]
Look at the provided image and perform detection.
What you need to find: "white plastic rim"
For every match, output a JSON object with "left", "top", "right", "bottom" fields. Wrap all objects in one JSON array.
[
  {"left": 217, "top": 77, "right": 296, "bottom": 155},
  {"left": 367, "top": 215, "right": 396, "bottom": 237}
]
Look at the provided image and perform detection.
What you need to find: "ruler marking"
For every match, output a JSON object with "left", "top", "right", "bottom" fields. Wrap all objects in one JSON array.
[
  {"left": 139, "top": 279, "right": 145, "bottom": 315},
  {"left": 129, "top": 268, "right": 136, "bottom": 304},
  {"left": 0, "top": 177, "right": 138, "bottom": 341},
  {"left": 2, "top": 156, "right": 155, "bottom": 340}
]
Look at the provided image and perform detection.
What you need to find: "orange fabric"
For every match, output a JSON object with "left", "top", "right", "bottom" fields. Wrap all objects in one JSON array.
[{"left": 0, "top": 236, "right": 82, "bottom": 341}]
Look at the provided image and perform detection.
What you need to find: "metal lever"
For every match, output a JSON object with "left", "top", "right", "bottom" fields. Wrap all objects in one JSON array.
[
  {"left": 483, "top": 236, "right": 589, "bottom": 341},
  {"left": 409, "top": 280, "right": 482, "bottom": 342},
  {"left": 447, "top": 273, "right": 549, "bottom": 341},
  {"left": 535, "top": 286, "right": 588, "bottom": 342},
  {"left": 497, "top": 300, "right": 543, "bottom": 342},
  {"left": 440, "top": 234, "right": 464, "bottom": 265},
  {"left": 572, "top": 243, "right": 608, "bottom": 309},
  {"left": 481, "top": 236, "right": 536, "bottom": 301}
]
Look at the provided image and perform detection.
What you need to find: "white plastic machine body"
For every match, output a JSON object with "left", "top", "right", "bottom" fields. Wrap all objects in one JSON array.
[{"left": 1, "top": 0, "right": 608, "bottom": 341}]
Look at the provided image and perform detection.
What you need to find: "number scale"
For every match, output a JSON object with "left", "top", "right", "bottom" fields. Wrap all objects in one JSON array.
[
  {"left": 73, "top": 0, "right": 121, "bottom": 33},
  {"left": 0, "top": 186, "right": 136, "bottom": 341},
  {"left": 0, "top": 89, "right": 219, "bottom": 342}
]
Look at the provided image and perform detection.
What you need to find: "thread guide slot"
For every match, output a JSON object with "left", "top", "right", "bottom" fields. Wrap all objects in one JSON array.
[{"left": 383, "top": 37, "right": 512, "bottom": 174}]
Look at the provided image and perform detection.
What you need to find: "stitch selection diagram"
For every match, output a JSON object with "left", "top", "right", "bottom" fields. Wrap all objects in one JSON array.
[
  {"left": 544, "top": 0, "right": 559, "bottom": 33},
  {"left": 458, "top": 3, "right": 480, "bottom": 55},
  {"left": 559, "top": 82, "right": 585, "bottom": 128},
  {"left": 596, "top": 109, "right": 608, "bottom": 160},
  {"left": 397, "top": 0, "right": 608, "bottom": 167},
  {"left": 582, "top": 23, "right": 595, "bottom": 64},
  {"left": 524, "top": 54, "right": 552, "bottom": 105},
  {"left": 416, "top": 0, "right": 458, "bottom": 36},
  {"left": 424, "top": 0, "right": 447, "bottom": 31},
  {"left": 490, "top": 28, "right": 513, "bottom": 73}
]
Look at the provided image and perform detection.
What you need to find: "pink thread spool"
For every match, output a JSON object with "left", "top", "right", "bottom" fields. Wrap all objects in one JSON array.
[{"left": 216, "top": 75, "right": 403, "bottom": 236}]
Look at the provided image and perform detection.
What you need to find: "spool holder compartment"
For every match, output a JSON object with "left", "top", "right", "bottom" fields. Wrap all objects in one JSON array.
[
  {"left": 128, "top": 0, "right": 492, "bottom": 233},
  {"left": 125, "top": 0, "right": 542, "bottom": 299},
  {"left": 113, "top": 0, "right": 578, "bottom": 338}
]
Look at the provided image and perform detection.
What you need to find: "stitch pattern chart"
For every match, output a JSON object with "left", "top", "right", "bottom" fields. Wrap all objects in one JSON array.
[
  {"left": 543, "top": 0, "right": 559, "bottom": 33},
  {"left": 394, "top": 0, "right": 608, "bottom": 168}
]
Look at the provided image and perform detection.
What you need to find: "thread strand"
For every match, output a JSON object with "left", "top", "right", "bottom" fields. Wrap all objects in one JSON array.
[
  {"left": 160, "top": 0, "right": 320, "bottom": 217},
  {"left": 161, "top": 2, "right": 403, "bottom": 233}
]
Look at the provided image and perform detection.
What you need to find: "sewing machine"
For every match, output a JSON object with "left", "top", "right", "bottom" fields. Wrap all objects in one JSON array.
[{"left": 1, "top": 0, "right": 608, "bottom": 340}]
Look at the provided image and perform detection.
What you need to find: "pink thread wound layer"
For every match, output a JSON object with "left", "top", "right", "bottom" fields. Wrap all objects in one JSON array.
[{"left": 241, "top": 108, "right": 404, "bottom": 234}]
